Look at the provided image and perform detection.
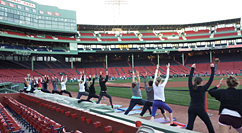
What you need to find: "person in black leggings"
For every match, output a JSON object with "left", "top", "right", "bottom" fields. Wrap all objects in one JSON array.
[
  {"left": 139, "top": 72, "right": 167, "bottom": 119},
  {"left": 78, "top": 75, "right": 99, "bottom": 103},
  {"left": 124, "top": 71, "right": 151, "bottom": 115},
  {"left": 96, "top": 71, "right": 113, "bottom": 108},
  {"left": 186, "top": 63, "right": 215, "bottom": 133},
  {"left": 86, "top": 75, "right": 99, "bottom": 101}
]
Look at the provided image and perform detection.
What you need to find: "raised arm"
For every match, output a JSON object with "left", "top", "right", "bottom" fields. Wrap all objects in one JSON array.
[
  {"left": 132, "top": 71, "right": 135, "bottom": 82},
  {"left": 92, "top": 75, "right": 96, "bottom": 85},
  {"left": 161, "top": 63, "right": 170, "bottom": 86},
  {"left": 188, "top": 64, "right": 195, "bottom": 89},
  {"left": 80, "top": 75, "right": 86, "bottom": 85},
  {"left": 153, "top": 64, "right": 159, "bottom": 85},
  {"left": 144, "top": 72, "right": 147, "bottom": 88},
  {"left": 203, "top": 63, "right": 215, "bottom": 89},
  {"left": 208, "top": 78, "right": 223, "bottom": 101},
  {"left": 104, "top": 71, "right": 108, "bottom": 83},
  {"left": 83, "top": 74, "right": 86, "bottom": 83},
  {"left": 136, "top": 71, "right": 140, "bottom": 83},
  {"left": 61, "top": 76, "right": 63, "bottom": 81}
]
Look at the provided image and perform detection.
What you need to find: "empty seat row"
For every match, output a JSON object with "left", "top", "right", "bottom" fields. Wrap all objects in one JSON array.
[
  {"left": 0, "top": 102, "right": 23, "bottom": 133},
  {"left": 4, "top": 96, "right": 70, "bottom": 133}
]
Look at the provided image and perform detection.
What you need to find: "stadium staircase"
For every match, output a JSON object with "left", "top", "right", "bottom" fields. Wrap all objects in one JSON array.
[
  {"left": 150, "top": 60, "right": 156, "bottom": 66},
  {"left": 46, "top": 62, "right": 53, "bottom": 69},
  {"left": 127, "top": 61, "right": 131, "bottom": 67},
  {"left": 144, "top": 67, "right": 153, "bottom": 75},
  {"left": 64, "top": 69, "right": 72, "bottom": 75},
  {"left": 48, "top": 70, "right": 55, "bottom": 76},
  {"left": 75, "top": 69, "right": 80, "bottom": 75},
  {"left": 159, "top": 68, "right": 165, "bottom": 72},
  {"left": 95, "top": 69, "right": 97, "bottom": 76},
  {"left": 115, "top": 68, "right": 120, "bottom": 76}
]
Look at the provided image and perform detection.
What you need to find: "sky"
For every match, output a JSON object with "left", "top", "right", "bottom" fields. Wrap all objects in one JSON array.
[{"left": 32, "top": 0, "right": 242, "bottom": 25}]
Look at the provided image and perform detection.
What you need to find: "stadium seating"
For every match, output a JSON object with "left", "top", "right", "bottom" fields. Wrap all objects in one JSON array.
[
  {"left": 120, "top": 33, "right": 136, "bottom": 36},
  {"left": 100, "top": 38, "right": 119, "bottom": 41},
  {"left": 186, "top": 35, "right": 210, "bottom": 40},
  {"left": 140, "top": 32, "right": 156, "bottom": 36},
  {"left": 160, "top": 32, "right": 179, "bottom": 36},
  {"left": 216, "top": 26, "right": 235, "bottom": 32},
  {"left": 184, "top": 29, "right": 210, "bottom": 35},
  {"left": 214, "top": 32, "right": 238, "bottom": 38},
  {"left": 142, "top": 38, "right": 161, "bottom": 41},
  {"left": 3, "top": 30, "right": 26, "bottom": 36},
  {"left": 120, "top": 38, "right": 140, "bottom": 41},
  {"left": 99, "top": 33, "right": 116, "bottom": 37},
  {"left": 80, "top": 38, "right": 98, "bottom": 41},
  {"left": 79, "top": 33, "right": 95, "bottom": 36},
  {"left": 107, "top": 67, "right": 119, "bottom": 77}
]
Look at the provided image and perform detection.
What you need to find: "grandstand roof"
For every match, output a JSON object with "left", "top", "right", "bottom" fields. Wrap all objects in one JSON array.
[{"left": 78, "top": 18, "right": 240, "bottom": 31}]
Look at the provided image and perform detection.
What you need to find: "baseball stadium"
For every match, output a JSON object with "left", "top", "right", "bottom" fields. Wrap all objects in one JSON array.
[{"left": 0, "top": 0, "right": 242, "bottom": 133}]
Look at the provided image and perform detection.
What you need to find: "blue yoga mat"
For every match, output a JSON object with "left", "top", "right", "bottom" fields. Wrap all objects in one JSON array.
[
  {"left": 118, "top": 106, "right": 142, "bottom": 111},
  {"left": 114, "top": 109, "right": 123, "bottom": 113},
  {"left": 154, "top": 117, "right": 177, "bottom": 123}
]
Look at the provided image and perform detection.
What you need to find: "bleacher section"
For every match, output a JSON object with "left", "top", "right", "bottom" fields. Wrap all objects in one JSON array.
[
  {"left": 186, "top": 35, "right": 210, "bottom": 40},
  {"left": 215, "top": 26, "right": 236, "bottom": 32},
  {"left": 120, "top": 38, "right": 140, "bottom": 41},
  {"left": 214, "top": 32, "right": 238, "bottom": 38},
  {"left": 100, "top": 38, "right": 119, "bottom": 41},
  {"left": 160, "top": 32, "right": 179, "bottom": 36},
  {"left": 184, "top": 29, "right": 210, "bottom": 35}
]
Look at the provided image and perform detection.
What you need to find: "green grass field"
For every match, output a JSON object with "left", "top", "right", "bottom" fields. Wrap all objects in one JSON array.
[{"left": 58, "top": 78, "right": 227, "bottom": 110}]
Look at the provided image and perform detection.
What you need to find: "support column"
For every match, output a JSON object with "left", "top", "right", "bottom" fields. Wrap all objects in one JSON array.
[
  {"left": 105, "top": 54, "right": 108, "bottom": 69},
  {"left": 132, "top": 54, "right": 134, "bottom": 69},
  {"left": 31, "top": 56, "right": 34, "bottom": 71},
  {"left": 210, "top": 51, "right": 212, "bottom": 63},
  {"left": 182, "top": 53, "right": 184, "bottom": 66},
  {"left": 157, "top": 54, "right": 159, "bottom": 65},
  {"left": 71, "top": 56, "right": 73, "bottom": 69}
]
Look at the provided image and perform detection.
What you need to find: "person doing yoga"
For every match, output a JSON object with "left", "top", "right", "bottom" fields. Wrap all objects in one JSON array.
[{"left": 186, "top": 63, "right": 215, "bottom": 133}]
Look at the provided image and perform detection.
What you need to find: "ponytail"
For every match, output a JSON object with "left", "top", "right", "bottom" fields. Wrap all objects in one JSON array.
[
  {"left": 155, "top": 81, "right": 159, "bottom": 87},
  {"left": 193, "top": 77, "right": 203, "bottom": 90},
  {"left": 155, "top": 77, "right": 162, "bottom": 87},
  {"left": 193, "top": 83, "right": 198, "bottom": 90},
  {"left": 132, "top": 82, "right": 137, "bottom": 88}
]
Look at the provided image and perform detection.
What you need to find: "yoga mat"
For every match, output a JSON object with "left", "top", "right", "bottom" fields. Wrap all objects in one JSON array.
[
  {"left": 119, "top": 110, "right": 142, "bottom": 115},
  {"left": 164, "top": 121, "right": 186, "bottom": 128},
  {"left": 114, "top": 109, "right": 123, "bottom": 113},
  {"left": 154, "top": 117, "right": 177, "bottom": 123},
  {"left": 131, "top": 113, "right": 159, "bottom": 118},
  {"left": 118, "top": 106, "right": 142, "bottom": 111},
  {"left": 109, "top": 104, "right": 123, "bottom": 108}
]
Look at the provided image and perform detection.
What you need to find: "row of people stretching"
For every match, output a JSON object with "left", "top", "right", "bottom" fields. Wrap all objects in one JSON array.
[
  {"left": 22, "top": 71, "right": 114, "bottom": 108},
  {"left": 126, "top": 63, "right": 242, "bottom": 133}
]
